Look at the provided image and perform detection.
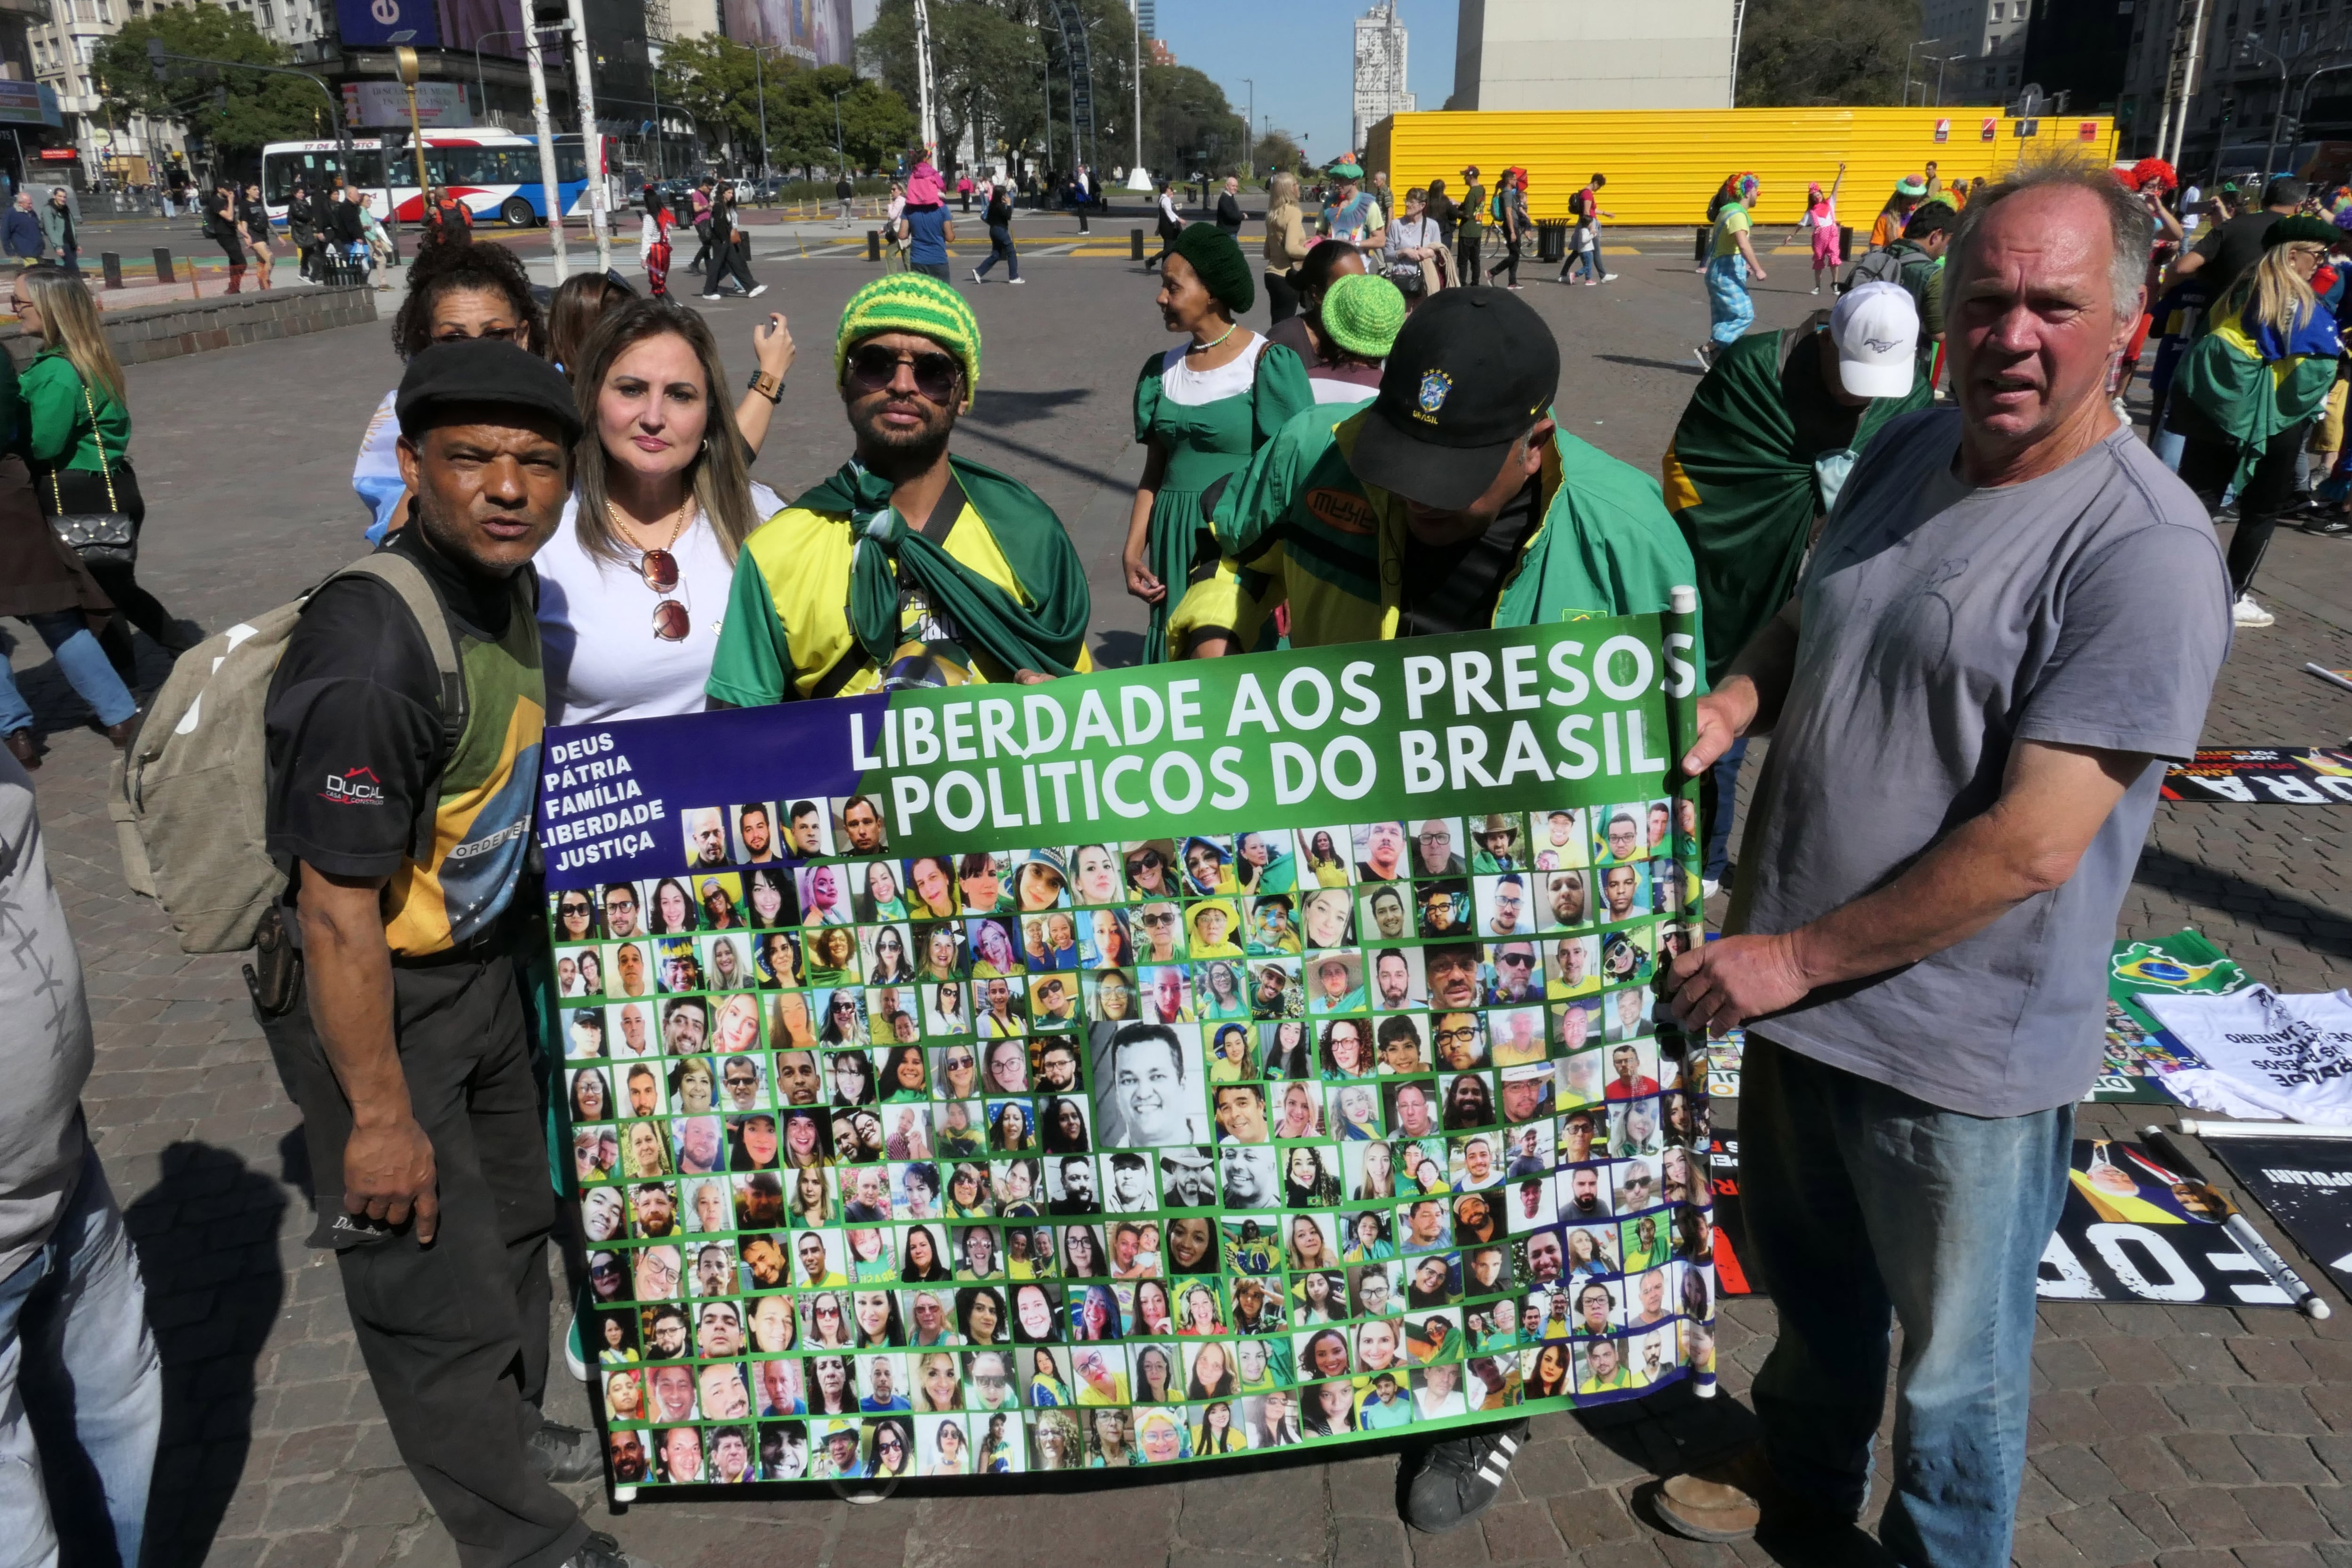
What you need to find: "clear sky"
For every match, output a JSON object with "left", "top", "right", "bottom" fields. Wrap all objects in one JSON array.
[{"left": 1155, "top": 0, "right": 1458, "bottom": 160}]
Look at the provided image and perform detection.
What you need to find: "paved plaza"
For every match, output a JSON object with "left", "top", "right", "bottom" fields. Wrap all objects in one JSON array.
[{"left": 9, "top": 242, "right": 2352, "bottom": 1568}]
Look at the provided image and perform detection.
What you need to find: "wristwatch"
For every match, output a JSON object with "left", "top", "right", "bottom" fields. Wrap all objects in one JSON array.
[{"left": 747, "top": 370, "right": 783, "bottom": 403}]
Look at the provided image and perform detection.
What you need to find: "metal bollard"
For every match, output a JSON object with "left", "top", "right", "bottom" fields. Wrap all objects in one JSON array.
[
  {"left": 101, "top": 252, "right": 122, "bottom": 290},
  {"left": 1131, "top": 228, "right": 1144, "bottom": 262},
  {"left": 152, "top": 247, "right": 175, "bottom": 285},
  {"left": 867, "top": 228, "right": 881, "bottom": 263}
]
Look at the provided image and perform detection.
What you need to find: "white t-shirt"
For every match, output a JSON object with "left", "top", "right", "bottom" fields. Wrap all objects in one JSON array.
[
  {"left": 535, "top": 483, "right": 783, "bottom": 725},
  {"left": 2144, "top": 986, "right": 2352, "bottom": 1123}
]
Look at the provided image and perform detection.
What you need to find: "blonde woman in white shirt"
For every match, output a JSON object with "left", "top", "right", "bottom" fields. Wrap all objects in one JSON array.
[{"left": 536, "top": 298, "right": 792, "bottom": 724}]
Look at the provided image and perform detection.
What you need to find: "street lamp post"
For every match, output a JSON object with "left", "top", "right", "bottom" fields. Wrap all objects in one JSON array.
[
  {"left": 472, "top": 28, "right": 526, "bottom": 120},
  {"left": 1241, "top": 76, "right": 1253, "bottom": 180},
  {"left": 1130, "top": 0, "right": 1142, "bottom": 183},
  {"left": 753, "top": 42, "right": 769, "bottom": 182},
  {"left": 1903, "top": 36, "right": 1957, "bottom": 105},
  {"left": 833, "top": 88, "right": 848, "bottom": 173}
]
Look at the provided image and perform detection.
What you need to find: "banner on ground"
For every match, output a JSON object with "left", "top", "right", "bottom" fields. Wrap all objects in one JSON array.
[
  {"left": 2161, "top": 749, "right": 2352, "bottom": 804},
  {"left": 2210, "top": 1138, "right": 2352, "bottom": 1293},
  {"left": 2085, "top": 931, "right": 2243, "bottom": 1104},
  {"left": 537, "top": 618, "right": 1719, "bottom": 1483},
  {"left": 2039, "top": 1140, "right": 2291, "bottom": 1307}
]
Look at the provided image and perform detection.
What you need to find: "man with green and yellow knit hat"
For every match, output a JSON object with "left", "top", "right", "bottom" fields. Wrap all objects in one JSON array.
[{"left": 707, "top": 273, "right": 1093, "bottom": 703}]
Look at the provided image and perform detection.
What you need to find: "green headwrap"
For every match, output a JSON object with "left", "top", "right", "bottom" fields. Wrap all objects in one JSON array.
[
  {"left": 1320, "top": 271, "right": 1406, "bottom": 360},
  {"left": 834, "top": 272, "right": 984, "bottom": 398},
  {"left": 1171, "top": 222, "right": 1255, "bottom": 312},
  {"left": 793, "top": 456, "right": 1092, "bottom": 681}
]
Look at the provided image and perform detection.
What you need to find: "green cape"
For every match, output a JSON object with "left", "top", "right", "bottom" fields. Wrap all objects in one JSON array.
[
  {"left": 795, "top": 454, "right": 1092, "bottom": 679},
  {"left": 1663, "top": 328, "right": 1927, "bottom": 681}
]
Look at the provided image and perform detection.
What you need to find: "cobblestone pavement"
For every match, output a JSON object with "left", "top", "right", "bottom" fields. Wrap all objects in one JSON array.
[{"left": 12, "top": 248, "right": 2352, "bottom": 1568}]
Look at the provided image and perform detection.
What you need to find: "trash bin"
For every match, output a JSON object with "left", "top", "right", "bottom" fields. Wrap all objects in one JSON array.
[
  {"left": 1536, "top": 219, "right": 1568, "bottom": 263},
  {"left": 1693, "top": 225, "right": 1711, "bottom": 263}
]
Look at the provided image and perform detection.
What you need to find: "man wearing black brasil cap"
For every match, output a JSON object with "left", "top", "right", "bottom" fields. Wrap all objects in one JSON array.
[
  {"left": 261, "top": 340, "right": 652, "bottom": 1568},
  {"left": 1173, "top": 289, "right": 1698, "bottom": 1534},
  {"left": 1170, "top": 284, "right": 1701, "bottom": 671}
]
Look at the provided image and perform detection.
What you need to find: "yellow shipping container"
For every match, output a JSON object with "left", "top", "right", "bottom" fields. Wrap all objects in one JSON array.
[{"left": 1364, "top": 108, "right": 2120, "bottom": 227}]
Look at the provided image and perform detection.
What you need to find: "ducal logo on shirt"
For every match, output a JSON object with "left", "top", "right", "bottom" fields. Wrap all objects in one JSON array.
[
  {"left": 1414, "top": 368, "right": 1452, "bottom": 424},
  {"left": 321, "top": 765, "right": 385, "bottom": 806}
]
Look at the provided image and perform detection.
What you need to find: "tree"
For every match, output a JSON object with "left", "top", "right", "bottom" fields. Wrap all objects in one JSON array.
[
  {"left": 1735, "top": 0, "right": 1921, "bottom": 106},
  {"left": 94, "top": 8, "right": 332, "bottom": 153},
  {"left": 656, "top": 37, "right": 912, "bottom": 173},
  {"left": 1140, "top": 63, "right": 1245, "bottom": 177},
  {"left": 860, "top": 0, "right": 1144, "bottom": 179},
  {"left": 1253, "top": 127, "right": 1306, "bottom": 177}
]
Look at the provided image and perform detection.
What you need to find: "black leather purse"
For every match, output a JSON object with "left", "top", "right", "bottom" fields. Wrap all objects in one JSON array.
[{"left": 43, "top": 386, "right": 135, "bottom": 567}]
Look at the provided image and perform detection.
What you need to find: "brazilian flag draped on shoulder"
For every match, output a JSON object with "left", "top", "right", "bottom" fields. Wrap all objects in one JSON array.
[
  {"left": 707, "top": 454, "right": 1092, "bottom": 706},
  {"left": 1167, "top": 401, "right": 1704, "bottom": 675},
  {"left": 1660, "top": 327, "right": 1926, "bottom": 684},
  {"left": 2171, "top": 297, "right": 2340, "bottom": 494}
]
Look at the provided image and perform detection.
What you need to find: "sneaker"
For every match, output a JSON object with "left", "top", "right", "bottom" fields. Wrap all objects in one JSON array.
[
  {"left": 1601, "top": 272, "right": 1618, "bottom": 282},
  {"left": 1811, "top": 286, "right": 1820, "bottom": 295},
  {"left": 2233, "top": 592, "right": 2276, "bottom": 627},
  {"left": 527, "top": 1421, "right": 605, "bottom": 1485},
  {"left": 2111, "top": 395, "right": 2132, "bottom": 423},
  {"left": 2301, "top": 513, "right": 2352, "bottom": 535},
  {"left": 1701, "top": 876, "right": 1723, "bottom": 899},
  {"left": 561, "top": 1531, "right": 656, "bottom": 1568},
  {"left": 970, "top": 267, "right": 986, "bottom": 282},
  {"left": 699, "top": 293, "right": 723, "bottom": 301},
  {"left": 748, "top": 284, "right": 769, "bottom": 297},
  {"left": 1693, "top": 344, "right": 1715, "bottom": 370},
  {"left": 1009, "top": 276, "right": 1025, "bottom": 284},
  {"left": 1404, "top": 1420, "right": 1530, "bottom": 1532}
]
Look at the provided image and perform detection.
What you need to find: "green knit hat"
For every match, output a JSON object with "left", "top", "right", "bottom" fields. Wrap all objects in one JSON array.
[
  {"left": 2265, "top": 214, "right": 2340, "bottom": 248},
  {"left": 1320, "top": 271, "right": 1407, "bottom": 360},
  {"left": 834, "top": 272, "right": 983, "bottom": 397},
  {"left": 1171, "top": 222, "right": 1255, "bottom": 312}
]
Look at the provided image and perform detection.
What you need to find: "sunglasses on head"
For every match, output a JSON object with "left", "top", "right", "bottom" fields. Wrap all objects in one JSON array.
[{"left": 845, "top": 343, "right": 962, "bottom": 402}]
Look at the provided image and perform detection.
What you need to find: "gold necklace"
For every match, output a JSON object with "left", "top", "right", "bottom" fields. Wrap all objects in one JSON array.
[{"left": 605, "top": 492, "right": 693, "bottom": 554}]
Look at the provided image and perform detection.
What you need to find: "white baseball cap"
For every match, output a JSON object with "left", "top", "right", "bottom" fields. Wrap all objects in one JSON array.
[{"left": 1829, "top": 281, "right": 1921, "bottom": 399}]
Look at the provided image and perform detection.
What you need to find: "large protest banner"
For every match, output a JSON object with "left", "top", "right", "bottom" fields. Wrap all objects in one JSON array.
[{"left": 537, "top": 616, "right": 1717, "bottom": 1484}]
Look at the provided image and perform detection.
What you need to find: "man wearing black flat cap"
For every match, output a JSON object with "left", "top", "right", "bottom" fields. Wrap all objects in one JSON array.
[
  {"left": 1170, "top": 285, "right": 1701, "bottom": 670},
  {"left": 261, "top": 340, "right": 655, "bottom": 1568}
]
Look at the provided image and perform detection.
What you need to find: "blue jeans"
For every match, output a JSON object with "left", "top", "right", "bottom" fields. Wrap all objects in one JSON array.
[
  {"left": 0, "top": 1140, "right": 163, "bottom": 1568},
  {"left": 975, "top": 223, "right": 1019, "bottom": 279},
  {"left": 1704, "top": 735, "right": 1748, "bottom": 883},
  {"left": 1740, "top": 1035, "right": 2072, "bottom": 1568},
  {"left": 0, "top": 612, "right": 139, "bottom": 733}
]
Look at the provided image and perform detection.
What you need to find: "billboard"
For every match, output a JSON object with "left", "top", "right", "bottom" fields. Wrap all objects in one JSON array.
[
  {"left": 441, "top": 0, "right": 526, "bottom": 62},
  {"left": 334, "top": 0, "right": 442, "bottom": 47},
  {"left": 720, "top": 0, "right": 853, "bottom": 66},
  {"left": 0, "top": 81, "right": 62, "bottom": 129},
  {"left": 342, "top": 80, "right": 474, "bottom": 128}
]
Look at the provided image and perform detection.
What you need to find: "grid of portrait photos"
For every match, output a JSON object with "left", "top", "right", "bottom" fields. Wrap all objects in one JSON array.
[{"left": 549, "top": 792, "right": 1717, "bottom": 1485}]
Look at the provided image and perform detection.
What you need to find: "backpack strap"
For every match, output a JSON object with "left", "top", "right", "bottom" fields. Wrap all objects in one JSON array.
[{"left": 329, "top": 553, "right": 468, "bottom": 865}]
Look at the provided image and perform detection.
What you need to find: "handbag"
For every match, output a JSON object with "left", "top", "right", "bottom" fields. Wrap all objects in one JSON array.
[{"left": 43, "top": 386, "right": 135, "bottom": 568}]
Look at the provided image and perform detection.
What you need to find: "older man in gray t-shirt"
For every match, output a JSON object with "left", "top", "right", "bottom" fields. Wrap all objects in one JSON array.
[{"left": 1652, "top": 167, "right": 2232, "bottom": 1562}]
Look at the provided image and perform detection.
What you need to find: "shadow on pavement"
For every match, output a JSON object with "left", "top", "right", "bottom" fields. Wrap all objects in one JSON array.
[
  {"left": 127, "top": 1139, "right": 289, "bottom": 1568},
  {"left": 1093, "top": 630, "right": 1144, "bottom": 670},
  {"left": 1592, "top": 354, "right": 1704, "bottom": 379},
  {"left": 2135, "top": 845, "right": 2352, "bottom": 960},
  {"left": 961, "top": 388, "right": 1094, "bottom": 428}
]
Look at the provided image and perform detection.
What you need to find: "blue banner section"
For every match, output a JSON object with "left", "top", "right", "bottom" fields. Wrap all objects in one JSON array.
[
  {"left": 540, "top": 694, "right": 884, "bottom": 887},
  {"left": 334, "top": 0, "right": 443, "bottom": 48}
]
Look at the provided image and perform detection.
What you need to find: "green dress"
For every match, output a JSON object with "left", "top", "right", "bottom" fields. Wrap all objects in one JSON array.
[{"left": 1134, "top": 335, "right": 1312, "bottom": 662}]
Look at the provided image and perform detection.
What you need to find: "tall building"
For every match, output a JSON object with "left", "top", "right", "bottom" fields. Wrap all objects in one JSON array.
[
  {"left": 1914, "top": 0, "right": 2035, "bottom": 100},
  {"left": 2113, "top": 0, "right": 2338, "bottom": 166},
  {"left": 1450, "top": 0, "right": 1734, "bottom": 112},
  {"left": 1351, "top": 0, "right": 1411, "bottom": 152}
]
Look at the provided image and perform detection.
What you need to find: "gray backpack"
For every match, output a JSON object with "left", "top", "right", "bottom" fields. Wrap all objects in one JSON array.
[
  {"left": 108, "top": 552, "right": 465, "bottom": 954},
  {"left": 1841, "top": 246, "right": 1906, "bottom": 293}
]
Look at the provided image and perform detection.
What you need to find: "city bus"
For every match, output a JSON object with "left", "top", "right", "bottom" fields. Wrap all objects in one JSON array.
[{"left": 259, "top": 129, "right": 610, "bottom": 227}]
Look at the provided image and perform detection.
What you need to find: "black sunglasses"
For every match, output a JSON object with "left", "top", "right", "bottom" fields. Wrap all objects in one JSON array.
[{"left": 845, "top": 343, "right": 962, "bottom": 403}]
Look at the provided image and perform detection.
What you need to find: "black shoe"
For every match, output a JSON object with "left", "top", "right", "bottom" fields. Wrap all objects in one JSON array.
[
  {"left": 528, "top": 1420, "right": 604, "bottom": 1484},
  {"left": 1404, "top": 1419, "right": 1530, "bottom": 1533},
  {"left": 561, "top": 1531, "right": 656, "bottom": 1568},
  {"left": 2302, "top": 513, "right": 2352, "bottom": 536}
]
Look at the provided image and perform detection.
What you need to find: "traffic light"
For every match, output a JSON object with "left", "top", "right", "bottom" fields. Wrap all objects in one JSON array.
[
  {"left": 210, "top": 85, "right": 227, "bottom": 114},
  {"left": 2220, "top": 96, "right": 2238, "bottom": 127}
]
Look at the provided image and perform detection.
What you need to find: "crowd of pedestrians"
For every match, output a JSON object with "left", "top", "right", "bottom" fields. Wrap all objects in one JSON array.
[{"left": 0, "top": 140, "right": 2273, "bottom": 1568}]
